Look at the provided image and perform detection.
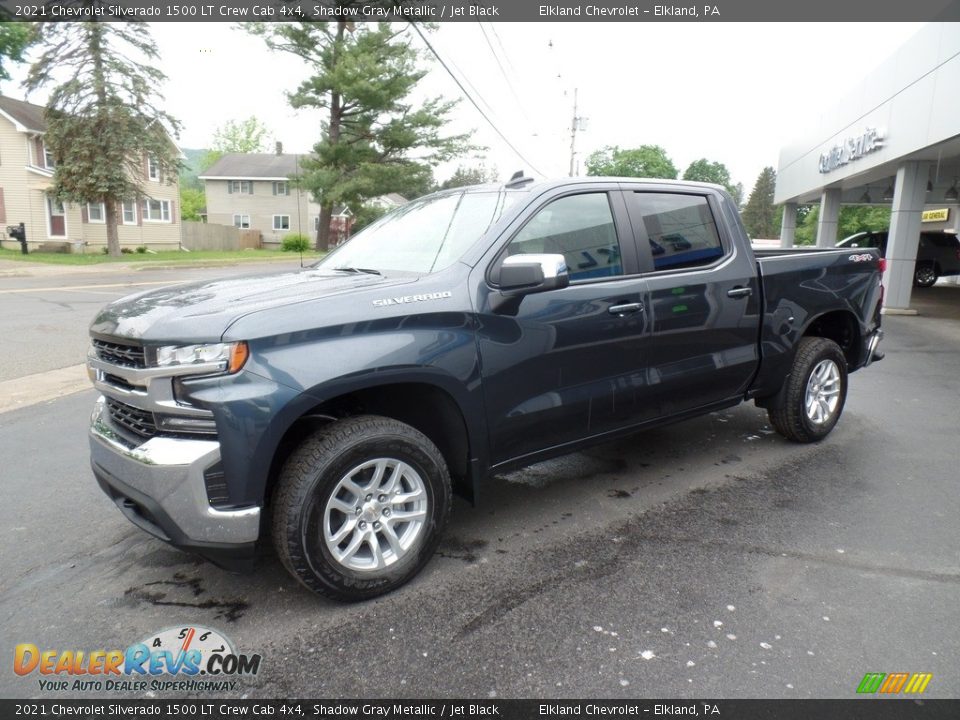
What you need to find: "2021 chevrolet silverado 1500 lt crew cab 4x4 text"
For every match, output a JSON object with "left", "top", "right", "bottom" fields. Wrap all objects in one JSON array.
[{"left": 87, "top": 177, "right": 884, "bottom": 600}]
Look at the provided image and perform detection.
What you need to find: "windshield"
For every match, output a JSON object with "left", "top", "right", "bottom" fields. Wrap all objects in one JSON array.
[{"left": 315, "top": 191, "right": 513, "bottom": 274}]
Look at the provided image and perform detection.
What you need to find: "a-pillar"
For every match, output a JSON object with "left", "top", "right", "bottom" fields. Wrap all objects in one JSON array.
[
  {"left": 883, "top": 161, "right": 930, "bottom": 312},
  {"left": 816, "top": 188, "right": 841, "bottom": 248},
  {"left": 779, "top": 202, "right": 797, "bottom": 248}
]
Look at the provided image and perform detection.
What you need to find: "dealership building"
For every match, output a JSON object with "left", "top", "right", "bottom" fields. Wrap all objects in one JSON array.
[{"left": 775, "top": 22, "right": 960, "bottom": 312}]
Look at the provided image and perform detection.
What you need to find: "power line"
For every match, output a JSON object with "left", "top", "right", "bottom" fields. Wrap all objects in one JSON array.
[
  {"left": 409, "top": 23, "right": 546, "bottom": 178},
  {"left": 478, "top": 23, "right": 531, "bottom": 126},
  {"left": 488, "top": 24, "right": 518, "bottom": 76}
]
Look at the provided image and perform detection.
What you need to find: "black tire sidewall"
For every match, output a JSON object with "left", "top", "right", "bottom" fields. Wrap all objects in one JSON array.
[
  {"left": 273, "top": 417, "right": 451, "bottom": 601},
  {"left": 796, "top": 340, "right": 847, "bottom": 441},
  {"left": 304, "top": 436, "right": 442, "bottom": 595}
]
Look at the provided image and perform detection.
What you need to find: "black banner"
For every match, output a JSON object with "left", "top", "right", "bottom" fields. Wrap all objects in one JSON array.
[
  {"left": 1, "top": 0, "right": 960, "bottom": 22},
  {"left": 2, "top": 700, "right": 960, "bottom": 720}
]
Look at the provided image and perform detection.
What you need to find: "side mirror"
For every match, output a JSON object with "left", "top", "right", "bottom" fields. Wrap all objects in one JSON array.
[{"left": 498, "top": 253, "right": 569, "bottom": 296}]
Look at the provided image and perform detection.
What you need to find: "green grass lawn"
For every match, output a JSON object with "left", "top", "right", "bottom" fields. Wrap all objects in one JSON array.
[{"left": 0, "top": 247, "right": 326, "bottom": 266}]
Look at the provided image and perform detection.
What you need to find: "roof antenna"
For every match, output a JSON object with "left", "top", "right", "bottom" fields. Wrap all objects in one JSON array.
[{"left": 506, "top": 170, "right": 535, "bottom": 189}]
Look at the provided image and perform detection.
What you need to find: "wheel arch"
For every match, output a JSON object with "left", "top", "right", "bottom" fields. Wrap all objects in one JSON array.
[
  {"left": 801, "top": 309, "right": 861, "bottom": 368},
  {"left": 262, "top": 377, "right": 479, "bottom": 514}
]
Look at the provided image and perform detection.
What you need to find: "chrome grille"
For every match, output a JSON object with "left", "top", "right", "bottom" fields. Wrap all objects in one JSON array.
[
  {"left": 93, "top": 338, "right": 146, "bottom": 368},
  {"left": 106, "top": 398, "right": 157, "bottom": 440}
]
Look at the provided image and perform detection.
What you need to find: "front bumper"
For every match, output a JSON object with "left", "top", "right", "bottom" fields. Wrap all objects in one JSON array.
[{"left": 89, "top": 396, "right": 260, "bottom": 571}]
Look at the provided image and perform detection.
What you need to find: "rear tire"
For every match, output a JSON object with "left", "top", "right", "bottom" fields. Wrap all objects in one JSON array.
[
  {"left": 914, "top": 263, "right": 938, "bottom": 287},
  {"left": 272, "top": 415, "right": 451, "bottom": 601},
  {"left": 768, "top": 337, "right": 848, "bottom": 443}
]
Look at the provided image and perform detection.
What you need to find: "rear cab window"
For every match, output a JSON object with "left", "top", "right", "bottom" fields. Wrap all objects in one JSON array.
[{"left": 628, "top": 192, "right": 726, "bottom": 272}]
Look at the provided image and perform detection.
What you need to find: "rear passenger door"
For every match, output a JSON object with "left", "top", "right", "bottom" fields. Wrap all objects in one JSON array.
[{"left": 625, "top": 189, "right": 760, "bottom": 416}]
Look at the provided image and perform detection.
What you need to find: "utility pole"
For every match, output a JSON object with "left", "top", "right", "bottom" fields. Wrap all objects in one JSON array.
[{"left": 568, "top": 88, "right": 587, "bottom": 177}]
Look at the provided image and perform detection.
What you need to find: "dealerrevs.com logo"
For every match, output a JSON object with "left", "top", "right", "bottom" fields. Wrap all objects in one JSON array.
[{"left": 14, "top": 626, "right": 262, "bottom": 693}]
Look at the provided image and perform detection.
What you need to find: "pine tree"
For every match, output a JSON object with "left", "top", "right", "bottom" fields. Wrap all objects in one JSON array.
[
  {"left": 250, "top": 21, "right": 471, "bottom": 251},
  {"left": 741, "top": 167, "right": 779, "bottom": 239},
  {"left": 25, "top": 18, "right": 181, "bottom": 256}
]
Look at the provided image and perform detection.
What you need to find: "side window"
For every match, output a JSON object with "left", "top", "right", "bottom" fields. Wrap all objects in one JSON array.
[
  {"left": 633, "top": 193, "right": 724, "bottom": 271},
  {"left": 505, "top": 193, "right": 622, "bottom": 281}
]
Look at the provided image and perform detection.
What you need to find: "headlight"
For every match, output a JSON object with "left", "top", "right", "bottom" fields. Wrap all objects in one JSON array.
[{"left": 150, "top": 341, "right": 248, "bottom": 374}]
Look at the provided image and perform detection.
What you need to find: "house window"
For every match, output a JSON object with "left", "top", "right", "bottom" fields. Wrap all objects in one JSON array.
[
  {"left": 87, "top": 202, "right": 106, "bottom": 223},
  {"left": 233, "top": 214, "right": 250, "bottom": 229},
  {"left": 273, "top": 181, "right": 288, "bottom": 196},
  {"left": 43, "top": 143, "right": 55, "bottom": 169},
  {"left": 148, "top": 157, "right": 160, "bottom": 181},
  {"left": 142, "top": 198, "right": 171, "bottom": 222},
  {"left": 122, "top": 201, "right": 137, "bottom": 225},
  {"left": 229, "top": 180, "right": 253, "bottom": 194},
  {"left": 272, "top": 215, "right": 290, "bottom": 231}
]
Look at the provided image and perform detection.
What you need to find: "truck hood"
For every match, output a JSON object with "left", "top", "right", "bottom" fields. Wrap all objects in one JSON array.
[{"left": 90, "top": 268, "right": 417, "bottom": 343}]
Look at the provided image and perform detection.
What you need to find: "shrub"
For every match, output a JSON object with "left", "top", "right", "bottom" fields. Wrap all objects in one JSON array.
[
  {"left": 120, "top": 247, "right": 133, "bottom": 254},
  {"left": 135, "top": 246, "right": 147, "bottom": 254},
  {"left": 281, "top": 233, "right": 311, "bottom": 252}
]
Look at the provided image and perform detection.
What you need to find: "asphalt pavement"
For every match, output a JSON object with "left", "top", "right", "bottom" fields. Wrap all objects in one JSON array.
[{"left": 1, "top": 264, "right": 958, "bottom": 700}]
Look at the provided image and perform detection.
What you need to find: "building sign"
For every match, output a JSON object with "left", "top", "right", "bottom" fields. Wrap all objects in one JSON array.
[
  {"left": 818, "top": 128, "right": 885, "bottom": 174},
  {"left": 921, "top": 208, "right": 950, "bottom": 223}
]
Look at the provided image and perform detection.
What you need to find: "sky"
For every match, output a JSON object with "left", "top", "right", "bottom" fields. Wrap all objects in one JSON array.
[{"left": 1, "top": 21, "right": 927, "bottom": 193}]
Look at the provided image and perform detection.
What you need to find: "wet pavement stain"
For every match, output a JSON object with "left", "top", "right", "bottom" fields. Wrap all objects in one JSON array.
[
  {"left": 437, "top": 537, "right": 488, "bottom": 563},
  {"left": 123, "top": 577, "right": 249, "bottom": 622}
]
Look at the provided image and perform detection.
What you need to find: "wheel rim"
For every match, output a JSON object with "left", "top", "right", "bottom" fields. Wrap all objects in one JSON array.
[
  {"left": 804, "top": 359, "right": 841, "bottom": 425},
  {"left": 916, "top": 267, "right": 935, "bottom": 285},
  {"left": 321, "top": 458, "right": 428, "bottom": 573}
]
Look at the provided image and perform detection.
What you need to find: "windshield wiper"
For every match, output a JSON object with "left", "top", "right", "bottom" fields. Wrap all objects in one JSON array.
[{"left": 333, "top": 266, "right": 382, "bottom": 276}]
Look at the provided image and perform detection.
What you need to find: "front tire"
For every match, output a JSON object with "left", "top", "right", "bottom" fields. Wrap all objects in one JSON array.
[
  {"left": 272, "top": 415, "right": 451, "bottom": 601},
  {"left": 914, "top": 263, "right": 938, "bottom": 287},
  {"left": 768, "top": 337, "right": 848, "bottom": 443}
]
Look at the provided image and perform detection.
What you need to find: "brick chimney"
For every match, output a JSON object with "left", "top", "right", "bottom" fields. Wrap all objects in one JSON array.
[{"left": 275, "top": 141, "right": 283, "bottom": 155}]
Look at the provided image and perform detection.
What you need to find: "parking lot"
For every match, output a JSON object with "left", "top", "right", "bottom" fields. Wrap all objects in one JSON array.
[{"left": 2, "top": 260, "right": 958, "bottom": 699}]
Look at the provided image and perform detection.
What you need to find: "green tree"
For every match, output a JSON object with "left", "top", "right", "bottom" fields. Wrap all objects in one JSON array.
[
  {"left": 838, "top": 205, "right": 891, "bottom": 238},
  {"left": 794, "top": 204, "right": 891, "bottom": 246},
  {"left": 729, "top": 182, "right": 744, "bottom": 208},
  {"left": 200, "top": 116, "right": 272, "bottom": 171},
  {"left": 585, "top": 145, "right": 678, "bottom": 179},
  {"left": 179, "top": 186, "right": 205, "bottom": 221},
  {"left": 0, "top": 22, "right": 34, "bottom": 81},
  {"left": 438, "top": 163, "right": 497, "bottom": 190},
  {"left": 683, "top": 158, "right": 731, "bottom": 186},
  {"left": 25, "top": 20, "right": 180, "bottom": 256},
  {"left": 741, "top": 166, "right": 779, "bottom": 239},
  {"left": 683, "top": 158, "right": 743, "bottom": 205},
  {"left": 250, "top": 21, "right": 472, "bottom": 251},
  {"left": 351, "top": 202, "right": 389, "bottom": 234}
]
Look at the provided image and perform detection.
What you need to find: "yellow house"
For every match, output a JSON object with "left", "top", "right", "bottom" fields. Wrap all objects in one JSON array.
[
  {"left": 0, "top": 95, "right": 182, "bottom": 253},
  {"left": 199, "top": 150, "right": 321, "bottom": 247}
]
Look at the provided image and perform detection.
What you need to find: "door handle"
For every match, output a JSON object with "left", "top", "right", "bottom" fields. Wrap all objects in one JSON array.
[
  {"left": 726, "top": 287, "right": 753, "bottom": 298},
  {"left": 608, "top": 302, "right": 644, "bottom": 316}
]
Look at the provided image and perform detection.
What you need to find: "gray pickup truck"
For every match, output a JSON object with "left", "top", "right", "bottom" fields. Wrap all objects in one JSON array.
[{"left": 87, "top": 177, "right": 884, "bottom": 600}]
